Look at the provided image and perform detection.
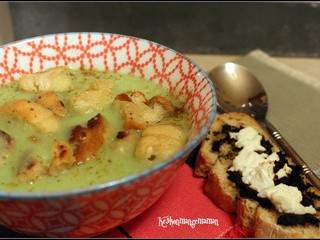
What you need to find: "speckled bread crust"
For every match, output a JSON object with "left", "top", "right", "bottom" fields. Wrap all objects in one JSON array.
[
  {"left": 204, "top": 159, "right": 237, "bottom": 213},
  {"left": 195, "top": 112, "right": 320, "bottom": 238},
  {"left": 237, "top": 198, "right": 259, "bottom": 237}
]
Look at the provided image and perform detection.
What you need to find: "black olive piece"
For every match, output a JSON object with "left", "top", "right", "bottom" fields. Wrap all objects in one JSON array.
[
  {"left": 221, "top": 124, "right": 241, "bottom": 134},
  {"left": 219, "top": 124, "right": 243, "bottom": 149},
  {"left": 277, "top": 150, "right": 287, "bottom": 161},
  {"left": 301, "top": 193, "right": 314, "bottom": 207},
  {"left": 275, "top": 165, "right": 311, "bottom": 192},
  {"left": 261, "top": 138, "right": 273, "bottom": 155},
  {"left": 224, "top": 135, "right": 237, "bottom": 146},
  {"left": 211, "top": 140, "right": 224, "bottom": 152},
  {"left": 277, "top": 213, "right": 320, "bottom": 227},
  {"left": 301, "top": 190, "right": 320, "bottom": 207},
  {"left": 273, "top": 151, "right": 287, "bottom": 174}
]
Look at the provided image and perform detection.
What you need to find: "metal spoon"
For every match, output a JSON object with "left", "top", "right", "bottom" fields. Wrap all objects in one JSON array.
[{"left": 209, "top": 62, "right": 320, "bottom": 189}]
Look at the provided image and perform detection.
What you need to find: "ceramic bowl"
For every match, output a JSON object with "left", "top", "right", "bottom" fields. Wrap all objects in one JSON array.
[{"left": 0, "top": 32, "right": 217, "bottom": 237}]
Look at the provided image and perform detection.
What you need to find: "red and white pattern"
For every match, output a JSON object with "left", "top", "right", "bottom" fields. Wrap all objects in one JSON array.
[{"left": 0, "top": 33, "right": 215, "bottom": 237}]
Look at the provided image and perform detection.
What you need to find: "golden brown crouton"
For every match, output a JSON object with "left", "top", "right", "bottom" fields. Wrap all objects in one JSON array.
[
  {"left": 19, "top": 66, "right": 73, "bottom": 92},
  {"left": 0, "top": 100, "right": 59, "bottom": 133},
  {"left": 114, "top": 92, "right": 175, "bottom": 130},
  {"left": 49, "top": 140, "right": 76, "bottom": 174},
  {"left": 69, "top": 114, "right": 106, "bottom": 163},
  {"left": 35, "top": 91, "right": 66, "bottom": 117},
  {"left": 135, "top": 124, "right": 185, "bottom": 161},
  {"left": 70, "top": 80, "right": 113, "bottom": 114},
  {"left": 147, "top": 95, "right": 175, "bottom": 113}
]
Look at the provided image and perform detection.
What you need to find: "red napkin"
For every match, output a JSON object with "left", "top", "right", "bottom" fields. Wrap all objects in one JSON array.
[{"left": 100, "top": 164, "right": 245, "bottom": 238}]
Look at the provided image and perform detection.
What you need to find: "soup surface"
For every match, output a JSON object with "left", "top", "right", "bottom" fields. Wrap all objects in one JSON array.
[{"left": 0, "top": 67, "right": 191, "bottom": 192}]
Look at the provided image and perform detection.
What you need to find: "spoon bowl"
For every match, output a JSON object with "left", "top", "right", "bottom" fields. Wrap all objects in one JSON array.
[
  {"left": 209, "top": 62, "right": 320, "bottom": 189},
  {"left": 209, "top": 62, "right": 268, "bottom": 120}
]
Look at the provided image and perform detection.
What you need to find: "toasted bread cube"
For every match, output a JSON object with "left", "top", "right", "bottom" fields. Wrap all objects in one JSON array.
[
  {"left": 70, "top": 80, "right": 113, "bottom": 114},
  {"left": 114, "top": 92, "right": 175, "bottom": 130},
  {"left": 49, "top": 140, "right": 76, "bottom": 174},
  {"left": 19, "top": 66, "right": 73, "bottom": 92},
  {"left": 135, "top": 124, "right": 185, "bottom": 161},
  {"left": 35, "top": 91, "right": 66, "bottom": 117},
  {"left": 69, "top": 114, "right": 106, "bottom": 163},
  {"left": 0, "top": 100, "right": 59, "bottom": 133}
]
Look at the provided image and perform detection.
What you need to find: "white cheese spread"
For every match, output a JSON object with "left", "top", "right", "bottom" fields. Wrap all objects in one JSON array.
[
  {"left": 261, "top": 184, "right": 316, "bottom": 214},
  {"left": 229, "top": 127, "right": 278, "bottom": 193},
  {"left": 229, "top": 149, "right": 277, "bottom": 192},
  {"left": 230, "top": 127, "right": 265, "bottom": 152},
  {"left": 228, "top": 126, "right": 316, "bottom": 215},
  {"left": 276, "top": 163, "right": 292, "bottom": 179}
]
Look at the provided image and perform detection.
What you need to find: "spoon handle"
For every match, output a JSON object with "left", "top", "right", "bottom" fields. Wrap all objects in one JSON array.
[{"left": 265, "top": 119, "right": 320, "bottom": 189}]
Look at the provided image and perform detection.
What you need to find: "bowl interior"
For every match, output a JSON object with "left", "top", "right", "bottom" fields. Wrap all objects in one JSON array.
[{"left": 0, "top": 32, "right": 217, "bottom": 197}]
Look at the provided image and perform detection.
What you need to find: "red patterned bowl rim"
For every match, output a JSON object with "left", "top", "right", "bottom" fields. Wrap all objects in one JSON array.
[{"left": 0, "top": 32, "right": 217, "bottom": 200}]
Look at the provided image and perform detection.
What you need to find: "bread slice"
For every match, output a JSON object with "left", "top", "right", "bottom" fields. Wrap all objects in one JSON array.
[
  {"left": 204, "top": 159, "right": 237, "bottom": 213},
  {"left": 194, "top": 112, "right": 278, "bottom": 228},
  {"left": 254, "top": 207, "right": 320, "bottom": 238},
  {"left": 195, "top": 112, "right": 320, "bottom": 238},
  {"left": 194, "top": 115, "right": 225, "bottom": 177}
]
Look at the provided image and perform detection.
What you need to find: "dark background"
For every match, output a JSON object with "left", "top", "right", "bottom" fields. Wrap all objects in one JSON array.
[{"left": 9, "top": 2, "right": 320, "bottom": 57}]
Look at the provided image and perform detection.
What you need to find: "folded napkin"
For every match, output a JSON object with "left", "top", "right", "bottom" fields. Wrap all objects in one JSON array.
[
  {"left": 1, "top": 50, "right": 319, "bottom": 238},
  {"left": 100, "top": 160, "right": 245, "bottom": 238}
]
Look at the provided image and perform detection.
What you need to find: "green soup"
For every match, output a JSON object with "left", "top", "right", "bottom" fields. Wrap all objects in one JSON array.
[{"left": 0, "top": 68, "right": 191, "bottom": 193}]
